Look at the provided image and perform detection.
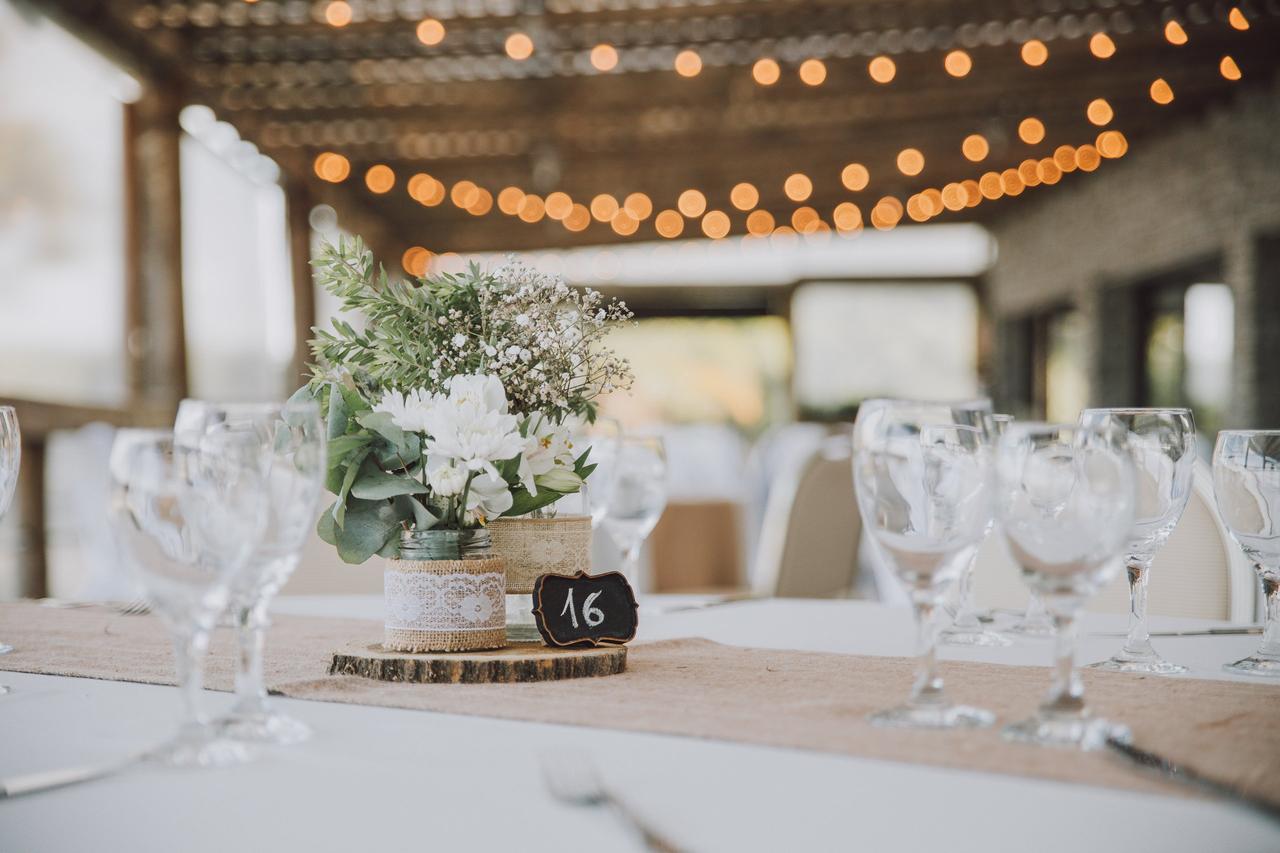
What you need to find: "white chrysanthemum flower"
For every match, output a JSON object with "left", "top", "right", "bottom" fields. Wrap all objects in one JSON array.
[
  {"left": 420, "top": 374, "right": 524, "bottom": 480},
  {"left": 372, "top": 388, "right": 436, "bottom": 433},
  {"left": 425, "top": 456, "right": 467, "bottom": 497}
]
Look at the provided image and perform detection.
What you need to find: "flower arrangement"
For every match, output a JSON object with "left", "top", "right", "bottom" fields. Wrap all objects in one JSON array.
[{"left": 298, "top": 238, "right": 633, "bottom": 563}]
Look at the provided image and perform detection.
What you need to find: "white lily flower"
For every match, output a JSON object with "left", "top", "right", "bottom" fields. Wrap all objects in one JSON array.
[
  {"left": 464, "top": 469, "right": 515, "bottom": 519},
  {"left": 517, "top": 412, "right": 580, "bottom": 496}
]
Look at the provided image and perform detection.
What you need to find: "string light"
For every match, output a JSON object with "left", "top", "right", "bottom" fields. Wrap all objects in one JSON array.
[
  {"left": 832, "top": 202, "right": 862, "bottom": 232},
  {"left": 467, "top": 188, "right": 493, "bottom": 216},
  {"left": 416, "top": 18, "right": 445, "bottom": 46},
  {"left": 868, "top": 56, "right": 896, "bottom": 84},
  {"left": 962, "top": 135, "right": 989, "bottom": 162},
  {"left": 590, "top": 194, "right": 619, "bottom": 222},
  {"left": 1096, "top": 130, "right": 1129, "bottom": 158},
  {"left": 1018, "top": 117, "right": 1045, "bottom": 144},
  {"left": 324, "top": 1, "right": 352, "bottom": 27},
  {"left": 611, "top": 210, "right": 639, "bottom": 236},
  {"left": 784, "top": 173, "right": 813, "bottom": 201},
  {"left": 1086, "top": 98, "right": 1113, "bottom": 126},
  {"left": 545, "top": 192, "right": 574, "bottom": 220},
  {"left": 1000, "top": 169, "right": 1025, "bottom": 197},
  {"left": 450, "top": 179, "right": 479, "bottom": 208},
  {"left": 563, "top": 204, "right": 591, "bottom": 232},
  {"left": 623, "top": 192, "right": 653, "bottom": 220},
  {"left": 497, "top": 187, "right": 524, "bottom": 215},
  {"left": 979, "top": 172, "right": 1003, "bottom": 200},
  {"left": 702, "top": 210, "right": 731, "bottom": 239},
  {"left": 1075, "top": 145, "right": 1102, "bottom": 172},
  {"left": 655, "top": 209, "right": 684, "bottom": 238},
  {"left": 1053, "top": 145, "right": 1078, "bottom": 172},
  {"left": 752, "top": 59, "right": 780, "bottom": 86},
  {"left": 730, "top": 182, "right": 759, "bottom": 210},
  {"left": 870, "top": 197, "right": 903, "bottom": 230},
  {"left": 517, "top": 194, "right": 545, "bottom": 222},
  {"left": 1150, "top": 78, "right": 1174, "bottom": 104},
  {"left": 1228, "top": 7, "right": 1249, "bottom": 30},
  {"left": 402, "top": 247, "right": 430, "bottom": 276},
  {"left": 1037, "top": 159, "right": 1062, "bottom": 185},
  {"left": 674, "top": 50, "right": 702, "bottom": 77},
  {"left": 1020, "top": 40, "right": 1048, "bottom": 66},
  {"left": 505, "top": 33, "right": 534, "bottom": 61},
  {"left": 791, "top": 207, "right": 819, "bottom": 232},
  {"left": 1164, "top": 21, "right": 1188, "bottom": 45},
  {"left": 313, "top": 152, "right": 350, "bottom": 182},
  {"left": 591, "top": 44, "right": 618, "bottom": 72},
  {"left": 799, "top": 59, "right": 827, "bottom": 86},
  {"left": 941, "top": 183, "right": 966, "bottom": 211},
  {"left": 896, "top": 148, "right": 924, "bottom": 176},
  {"left": 1089, "top": 33, "right": 1116, "bottom": 59},
  {"left": 1220, "top": 56, "right": 1242, "bottom": 81},
  {"left": 746, "top": 209, "right": 775, "bottom": 236},
  {"left": 677, "top": 189, "right": 706, "bottom": 218},
  {"left": 943, "top": 51, "right": 972, "bottom": 78},
  {"left": 1017, "top": 160, "right": 1041, "bottom": 187},
  {"left": 365, "top": 164, "right": 395, "bottom": 193}
]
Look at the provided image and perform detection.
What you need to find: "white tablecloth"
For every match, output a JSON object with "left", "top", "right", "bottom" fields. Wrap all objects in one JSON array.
[{"left": 1, "top": 597, "right": 1277, "bottom": 852}]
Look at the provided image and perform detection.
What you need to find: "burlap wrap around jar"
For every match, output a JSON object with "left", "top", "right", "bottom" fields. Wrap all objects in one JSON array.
[
  {"left": 383, "top": 529, "right": 507, "bottom": 653},
  {"left": 488, "top": 515, "right": 593, "bottom": 594}
]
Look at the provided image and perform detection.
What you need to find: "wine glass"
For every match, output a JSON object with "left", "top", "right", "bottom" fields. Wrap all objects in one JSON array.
[
  {"left": 1213, "top": 431, "right": 1280, "bottom": 677},
  {"left": 853, "top": 400, "right": 995, "bottom": 729},
  {"left": 175, "top": 399, "right": 325, "bottom": 745},
  {"left": 1082, "top": 408, "right": 1196, "bottom": 674},
  {"left": 0, "top": 406, "right": 19, "bottom": 690},
  {"left": 941, "top": 409, "right": 1013, "bottom": 647},
  {"left": 571, "top": 418, "right": 621, "bottom": 526},
  {"left": 998, "top": 412, "right": 1055, "bottom": 640},
  {"left": 600, "top": 436, "right": 667, "bottom": 590},
  {"left": 107, "top": 430, "right": 267, "bottom": 766},
  {"left": 997, "top": 422, "right": 1136, "bottom": 749}
]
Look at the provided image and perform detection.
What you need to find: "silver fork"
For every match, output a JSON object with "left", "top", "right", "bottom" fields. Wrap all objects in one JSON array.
[
  {"left": 540, "top": 752, "right": 684, "bottom": 852},
  {"left": 38, "top": 599, "right": 151, "bottom": 616}
]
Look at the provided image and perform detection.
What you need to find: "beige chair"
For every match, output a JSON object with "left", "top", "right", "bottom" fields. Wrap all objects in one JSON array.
[
  {"left": 974, "top": 461, "right": 1257, "bottom": 622},
  {"left": 751, "top": 440, "right": 861, "bottom": 599}
]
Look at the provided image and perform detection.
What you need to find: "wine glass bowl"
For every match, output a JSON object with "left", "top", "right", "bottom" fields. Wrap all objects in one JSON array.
[
  {"left": 997, "top": 422, "right": 1136, "bottom": 749},
  {"left": 1213, "top": 430, "right": 1280, "bottom": 677},
  {"left": 599, "top": 436, "right": 667, "bottom": 591}
]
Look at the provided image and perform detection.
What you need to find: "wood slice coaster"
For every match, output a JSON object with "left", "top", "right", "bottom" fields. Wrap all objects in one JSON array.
[{"left": 329, "top": 640, "right": 627, "bottom": 684}]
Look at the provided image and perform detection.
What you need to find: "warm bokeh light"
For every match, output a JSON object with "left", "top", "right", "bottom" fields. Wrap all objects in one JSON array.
[
  {"left": 961, "top": 180, "right": 982, "bottom": 207},
  {"left": 505, "top": 32, "right": 534, "bottom": 60},
  {"left": 654, "top": 209, "right": 684, "bottom": 238},
  {"left": 563, "top": 204, "right": 591, "bottom": 232},
  {"left": 896, "top": 148, "right": 924, "bottom": 176},
  {"left": 1220, "top": 56, "right": 1242, "bottom": 81},
  {"left": 467, "top": 188, "right": 493, "bottom": 216},
  {"left": 921, "top": 188, "right": 943, "bottom": 216},
  {"left": 941, "top": 183, "right": 966, "bottom": 212},
  {"left": 1018, "top": 117, "right": 1045, "bottom": 144},
  {"left": 870, "top": 196, "right": 903, "bottom": 230},
  {"left": 677, "top": 189, "right": 707, "bottom": 218},
  {"left": 450, "top": 179, "right": 479, "bottom": 208},
  {"left": 868, "top": 56, "right": 896, "bottom": 83},
  {"left": 1075, "top": 145, "right": 1102, "bottom": 172},
  {"left": 402, "top": 247, "right": 430, "bottom": 277},
  {"left": 1150, "top": 78, "right": 1174, "bottom": 104},
  {"left": 1089, "top": 33, "right": 1115, "bottom": 59},
  {"left": 610, "top": 210, "right": 639, "bottom": 236},
  {"left": 943, "top": 50, "right": 972, "bottom": 78},
  {"left": 906, "top": 195, "right": 929, "bottom": 223},
  {"left": 416, "top": 176, "right": 445, "bottom": 206},
  {"left": 1017, "top": 160, "right": 1041, "bottom": 187},
  {"left": 591, "top": 44, "right": 618, "bottom": 72},
  {"left": 1000, "top": 169, "right": 1025, "bottom": 197},
  {"left": 407, "top": 173, "right": 438, "bottom": 202},
  {"left": 517, "top": 194, "right": 545, "bottom": 222},
  {"left": 1086, "top": 98, "right": 1113, "bottom": 126},
  {"left": 832, "top": 202, "right": 861, "bottom": 232},
  {"left": 674, "top": 50, "right": 702, "bottom": 77},
  {"left": 791, "top": 206, "right": 819, "bottom": 232},
  {"left": 1228, "top": 7, "right": 1249, "bottom": 29},
  {"left": 752, "top": 58, "right": 780, "bottom": 86},
  {"left": 416, "top": 18, "right": 445, "bottom": 46},
  {"left": 799, "top": 59, "right": 827, "bottom": 86},
  {"left": 1053, "top": 145, "right": 1078, "bottom": 172},
  {"left": 365, "top": 164, "right": 395, "bottom": 193},
  {"left": 961, "top": 134, "right": 988, "bottom": 162},
  {"left": 590, "top": 193, "right": 620, "bottom": 222},
  {"left": 623, "top": 192, "right": 653, "bottom": 220},
  {"left": 324, "top": 1, "right": 352, "bottom": 27},
  {"left": 497, "top": 186, "right": 524, "bottom": 215},
  {"left": 840, "top": 163, "right": 870, "bottom": 191},
  {"left": 746, "top": 209, "right": 775, "bottom": 236},
  {"left": 313, "top": 152, "right": 350, "bottom": 182},
  {"left": 978, "top": 171, "right": 1003, "bottom": 200},
  {"left": 701, "top": 210, "right": 730, "bottom": 239},
  {"left": 730, "top": 182, "right": 759, "bottom": 211},
  {"left": 1037, "top": 159, "right": 1063, "bottom": 185},
  {"left": 1164, "top": 20, "right": 1188, "bottom": 45},
  {"left": 784, "top": 173, "right": 813, "bottom": 202},
  {"left": 1096, "top": 130, "right": 1129, "bottom": 158},
  {"left": 1021, "top": 40, "right": 1048, "bottom": 66},
  {"left": 545, "top": 191, "right": 573, "bottom": 220}
]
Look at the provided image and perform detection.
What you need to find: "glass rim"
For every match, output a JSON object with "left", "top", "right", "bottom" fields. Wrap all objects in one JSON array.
[
  {"left": 1080, "top": 407, "right": 1193, "bottom": 416},
  {"left": 1217, "top": 429, "right": 1280, "bottom": 438}
]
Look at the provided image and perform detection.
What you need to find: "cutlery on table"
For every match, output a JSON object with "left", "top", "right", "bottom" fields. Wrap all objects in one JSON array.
[
  {"left": 0, "top": 754, "right": 142, "bottom": 800},
  {"left": 540, "top": 752, "right": 683, "bottom": 852},
  {"left": 38, "top": 599, "right": 152, "bottom": 616},
  {"left": 1105, "top": 736, "right": 1280, "bottom": 824},
  {"left": 1091, "top": 626, "right": 1261, "bottom": 638}
]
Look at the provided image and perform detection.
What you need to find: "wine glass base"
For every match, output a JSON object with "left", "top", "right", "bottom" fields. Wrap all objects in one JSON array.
[
  {"left": 1224, "top": 655, "right": 1280, "bottom": 678},
  {"left": 147, "top": 732, "right": 254, "bottom": 768},
  {"left": 939, "top": 627, "right": 1013, "bottom": 647},
  {"left": 217, "top": 710, "right": 312, "bottom": 746},
  {"left": 1088, "top": 655, "right": 1188, "bottom": 675},
  {"left": 0, "top": 642, "right": 13, "bottom": 655},
  {"left": 1003, "top": 715, "right": 1130, "bottom": 751},
  {"left": 869, "top": 703, "right": 995, "bottom": 730}
]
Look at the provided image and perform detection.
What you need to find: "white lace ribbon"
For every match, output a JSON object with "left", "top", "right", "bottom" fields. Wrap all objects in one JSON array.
[{"left": 384, "top": 567, "right": 506, "bottom": 632}]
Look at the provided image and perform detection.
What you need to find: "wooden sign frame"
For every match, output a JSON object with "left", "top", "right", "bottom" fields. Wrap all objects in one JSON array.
[{"left": 531, "top": 570, "right": 639, "bottom": 648}]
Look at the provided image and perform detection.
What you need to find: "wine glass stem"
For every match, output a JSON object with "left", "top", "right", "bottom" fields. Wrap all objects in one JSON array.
[
  {"left": 1025, "top": 592, "right": 1047, "bottom": 622},
  {"left": 1045, "top": 609, "right": 1085, "bottom": 716},
  {"left": 1123, "top": 557, "right": 1154, "bottom": 656},
  {"left": 909, "top": 595, "right": 945, "bottom": 707},
  {"left": 1260, "top": 574, "right": 1280, "bottom": 657},
  {"left": 951, "top": 557, "right": 981, "bottom": 630},
  {"left": 171, "top": 628, "right": 210, "bottom": 731},
  {"left": 233, "top": 603, "right": 271, "bottom": 714},
  {"left": 620, "top": 543, "right": 641, "bottom": 588}
]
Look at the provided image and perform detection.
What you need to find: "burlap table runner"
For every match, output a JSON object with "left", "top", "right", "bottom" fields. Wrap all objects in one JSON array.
[{"left": 2, "top": 601, "right": 1277, "bottom": 806}]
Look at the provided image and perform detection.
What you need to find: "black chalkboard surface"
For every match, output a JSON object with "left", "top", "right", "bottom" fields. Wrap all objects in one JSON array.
[{"left": 531, "top": 571, "right": 639, "bottom": 648}]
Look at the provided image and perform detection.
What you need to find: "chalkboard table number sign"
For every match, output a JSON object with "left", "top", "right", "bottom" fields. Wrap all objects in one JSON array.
[{"left": 532, "top": 571, "right": 639, "bottom": 648}]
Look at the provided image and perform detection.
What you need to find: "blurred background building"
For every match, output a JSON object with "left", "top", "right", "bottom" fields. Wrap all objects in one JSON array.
[{"left": 1, "top": 0, "right": 1277, "bottom": 601}]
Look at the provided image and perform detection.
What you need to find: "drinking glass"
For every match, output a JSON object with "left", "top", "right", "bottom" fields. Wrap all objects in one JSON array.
[
  {"left": 108, "top": 431, "right": 267, "bottom": 766},
  {"left": 942, "top": 410, "right": 1013, "bottom": 647},
  {"left": 1213, "top": 431, "right": 1280, "bottom": 677},
  {"left": 997, "top": 423, "right": 1136, "bottom": 749},
  {"left": 175, "top": 399, "right": 325, "bottom": 745},
  {"left": 600, "top": 436, "right": 667, "bottom": 590},
  {"left": 0, "top": 406, "right": 19, "bottom": 683},
  {"left": 1082, "top": 408, "right": 1196, "bottom": 674},
  {"left": 853, "top": 400, "right": 995, "bottom": 729},
  {"left": 1001, "top": 414, "right": 1056, "bottom": 639}
]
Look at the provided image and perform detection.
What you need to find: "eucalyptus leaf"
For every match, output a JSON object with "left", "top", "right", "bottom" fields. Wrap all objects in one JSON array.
[
  {"left": 334, "top": 498, "right": 401, "bottom": 564},
  {"left": 394, "top": 494, "right": 439, "bottom": 530},
  {"left": 351, "top": 458, "right": 430, "bottom": 499},
  {"left": 332, "top": 450, "right": 367, "bottom": 527},
  {"left": 326, "top": 384, "right": 351, "bottom": 440},
  {"left": 316, "top": 501, "right": 338, "bottom": 545},
  {"left": 285, "top": 385, "right": 317, "bottom": 426}
]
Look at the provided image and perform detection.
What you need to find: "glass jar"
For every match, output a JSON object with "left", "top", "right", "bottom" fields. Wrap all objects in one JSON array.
[{"left": 399, "top": 527, "right": 492, "bottom": 561}]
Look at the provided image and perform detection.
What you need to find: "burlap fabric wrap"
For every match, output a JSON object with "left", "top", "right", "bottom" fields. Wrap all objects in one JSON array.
[
  {"left": 383, "top": 556, "right": 507, "bottom": 652},
  {"left": 488, "top": 515, "right": 592, "bottom": 594}
]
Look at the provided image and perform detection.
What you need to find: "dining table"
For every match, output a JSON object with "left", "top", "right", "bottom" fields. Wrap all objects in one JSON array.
[{"left": 1, "top": 595, "right": 1277, "bottom": 853}]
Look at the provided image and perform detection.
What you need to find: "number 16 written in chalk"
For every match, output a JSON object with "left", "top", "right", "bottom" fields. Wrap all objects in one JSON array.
[{"left": 559, "top": 587, "right": 605, "bottom": 629}]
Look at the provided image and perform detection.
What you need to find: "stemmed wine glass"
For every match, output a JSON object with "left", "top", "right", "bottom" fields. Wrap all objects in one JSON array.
[
  {"left": 1213, "top": 430, "right": 1280, "bottom": 677},
  {"left": 175, "top": 399, "right": 325, "bottom": 745},
  {"left": 997, "top": 423, "right": 1136, "bottom": 749},
  {"left": 1002, "top": 416, "right": 1056, "bottom": 639},
  {"left": 0, "top": 406, "right": 20, "bottom": 689},
  {"left": 1082, "top": 408, "right": 1196, "bottom": 674},
  {"left": 564, "top": 418, "right": 620, "bottom": 524},
  {"left": 942, "top": 410, "right": 1013, "bottom": 647},
  {"left": 853, "top": 400, "right": 995, "bottom": 729},
  {"left": 107, "top": 430, "right": 267, "bottom": 766},
  {"left": 600, "top": 436, "right": 667, "bottom": 590}
]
